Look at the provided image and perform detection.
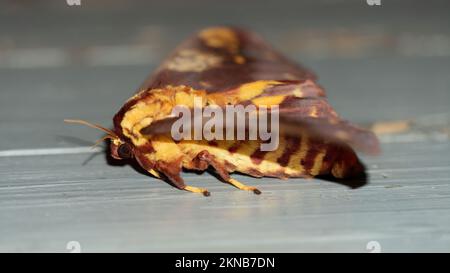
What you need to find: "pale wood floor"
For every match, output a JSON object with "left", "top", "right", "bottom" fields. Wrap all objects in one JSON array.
[{"left": 0, "top": 0, "right": 449, "bottom": 252}]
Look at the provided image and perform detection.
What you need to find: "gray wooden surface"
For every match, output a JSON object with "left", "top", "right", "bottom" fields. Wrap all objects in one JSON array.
[{"left": 1, "top": 0, "right": 450, "bottom": 252}]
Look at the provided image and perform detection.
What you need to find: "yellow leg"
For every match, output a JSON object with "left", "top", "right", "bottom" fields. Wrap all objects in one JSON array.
[
  {"left": 148, "top": 169, "right": 161, "bottom": 178},
  {"left": 228, "top": 178, "right": 261, "bottom": 195},
  {"left": 184, "top": 185, "right": 211, "bottom": 197}
]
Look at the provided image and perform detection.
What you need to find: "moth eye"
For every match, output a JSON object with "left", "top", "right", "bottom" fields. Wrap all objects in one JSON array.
[{"left": 117, "top": 143, "right": 132, "bottom": 159}]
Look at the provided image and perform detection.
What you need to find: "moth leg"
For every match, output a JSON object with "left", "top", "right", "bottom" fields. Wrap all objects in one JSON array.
[
  {"left": 184, "top": 185, "right": 210, "bottom": 196},
  {"left": 197, "top": 151, "right": 261, "bottom": 195},
  {"left": 134, "top": 152, "right": 162, "bottom": 179},
  {"left": 227, "top": 178, "right": 261, "bottom": 195},
  {"left": 156, "top": 160, "right": 210, "bottom": 197},
  {"left": 148, "top": 169, "right": 161, "bottom": 178}
]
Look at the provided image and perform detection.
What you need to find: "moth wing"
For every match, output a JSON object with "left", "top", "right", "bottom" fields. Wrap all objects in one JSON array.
[
  {"left": 141, "top": 88, "right": 379, "bottom": 155},
  {"left": 132, "top": 27, "right": 378, "bottom": 155},
  {"left": 275, "top": 94, "right": 379, "bottom": 155}
]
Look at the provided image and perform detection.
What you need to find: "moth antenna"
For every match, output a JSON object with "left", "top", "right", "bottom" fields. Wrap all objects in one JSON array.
[
  {"left": 91, "top": 135, "right": 114, "bottom": 149},
  {"left": 64, "top": 119, "right": 118, "bottom": 138}
]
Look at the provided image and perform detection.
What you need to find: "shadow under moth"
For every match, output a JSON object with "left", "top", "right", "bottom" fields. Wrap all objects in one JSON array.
[{"left": 66, "top": 27, "right": 379, "bottom": 196}]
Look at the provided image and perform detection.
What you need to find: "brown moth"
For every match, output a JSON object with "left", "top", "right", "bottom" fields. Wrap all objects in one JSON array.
[{"left": 66, "top": 27, "right": 379, "bottom": 196}]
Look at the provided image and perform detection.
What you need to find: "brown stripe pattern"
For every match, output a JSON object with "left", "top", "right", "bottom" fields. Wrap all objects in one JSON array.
[
  {"left": 277, "top": 136, "right": 301, "bottom": 167},
  {"left": 250, "top": 145, "right": 269, "bottom": 165},
  {"left": 302, "top": 140, "right": 324, "bottom": 174},
  {"left": 228, "top": 141, "right": 242, "bottom": 153}
]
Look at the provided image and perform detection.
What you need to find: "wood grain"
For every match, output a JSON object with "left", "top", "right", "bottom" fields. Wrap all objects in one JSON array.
[{"left": 1, "top": 0, "right": 450, "bottom": 252}]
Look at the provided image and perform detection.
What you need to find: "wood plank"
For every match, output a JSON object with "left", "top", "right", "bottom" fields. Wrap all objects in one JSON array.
[{"left": 1, "top": 142, "right": 449, "bottom": 252}]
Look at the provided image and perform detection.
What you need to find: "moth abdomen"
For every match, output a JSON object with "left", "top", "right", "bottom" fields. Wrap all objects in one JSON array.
[{"left": 177, "top": 134, "right": 363, "bottom": 180}]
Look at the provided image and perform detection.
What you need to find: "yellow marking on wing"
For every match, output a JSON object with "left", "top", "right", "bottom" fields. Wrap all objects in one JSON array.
[
  {"left": 146, "top": 135, "right": 183, "bottom": 162},
  {"left": 226, "top": 140, "right": 291, "bottom": 175},
  {"left": 165, "top": 49, "right": 223, "bottom": 72},
  {"left": 237, "top": 81, "right": 280, "bottom": 101},
  {"left": 199, "top": 27, "right": 239, "bottom": 53},
  {"left": 190, "top": 140, "right": 260, "bottom": 173},
  {"left": 256, "top": 137, "right": 287, "bottom": 174},
  {"left": 251, "top": 95, "right": 286, "bottom": 106},
  {"left": 285, "top": 134, "right": 309, "bottom": 175},
  {"left": 234, "top": 55, "right": 246, "bottom": 64},
  {"left": 335, "top": 130, "right": 350, "bottom": 141},
  {"left": 331, "top": 161, "right": 345, "bottom": 178},
  {"left": 234, "top": 141, "right": 259, "bottom": 156},
  {"left": 175, "top": 90, "right": 207, "bottom": 108},
  {"left": 121, "top": 86, "right": 206, "bottom": 146},
  {"left": 121, "top": 101, "right": 161, "bottom": 145},
  {"left": 216, "top": 140, "right": 238, "bottom": 151},
  {"left": 178, "top": 140, "right": 240, "bottom": 171},
  {"left": 309, "top": 106, "right": 318, "bottom": 118},
  {"left": 292, "top": 88, "right": 304, "bottom": 98},
  {"left": 310, "top": 148, "right": 326, "bottom": 176},
  {"left": 179, "top": 138, "right": 309, "bottom": 178},
  {"left": 121, "top": 101, "right": 174, "bottom": 146},
  {"left": 206, "top": 80, "right": 280, "bottom": 106}
]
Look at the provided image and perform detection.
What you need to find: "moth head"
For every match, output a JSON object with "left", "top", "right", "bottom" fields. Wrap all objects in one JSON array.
[
  {"left": 109, "top": 138, "right": 134, "bottom": 160},
  {"left": 64, "top": 119, "right": 133, "bottom": 160}
]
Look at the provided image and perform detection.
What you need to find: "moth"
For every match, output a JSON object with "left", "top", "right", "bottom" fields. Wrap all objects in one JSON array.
[{"left": 66, "top": 27, "right": 379, "bottom": 196}]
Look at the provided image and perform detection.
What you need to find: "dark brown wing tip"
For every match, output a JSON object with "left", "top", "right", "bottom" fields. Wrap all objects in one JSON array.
[
  {"left": 348, "top": 129, "right": 381, "bottom": 156},
  {"left": 280, "top": 117, "right": 381, "bottom": 156}
]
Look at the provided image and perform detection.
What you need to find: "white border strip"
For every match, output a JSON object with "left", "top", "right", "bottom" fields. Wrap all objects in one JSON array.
[{"left": 0, "top": 147, "right": 102, "bottom": 157}]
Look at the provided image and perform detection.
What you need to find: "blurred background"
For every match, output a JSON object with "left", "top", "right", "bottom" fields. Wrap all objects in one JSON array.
[
  {"left": 1, "top": 0, "right": 449, "bottom": 149},
  {"left": 1, "top": 0, "right": 450, "bottom": 252}
]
